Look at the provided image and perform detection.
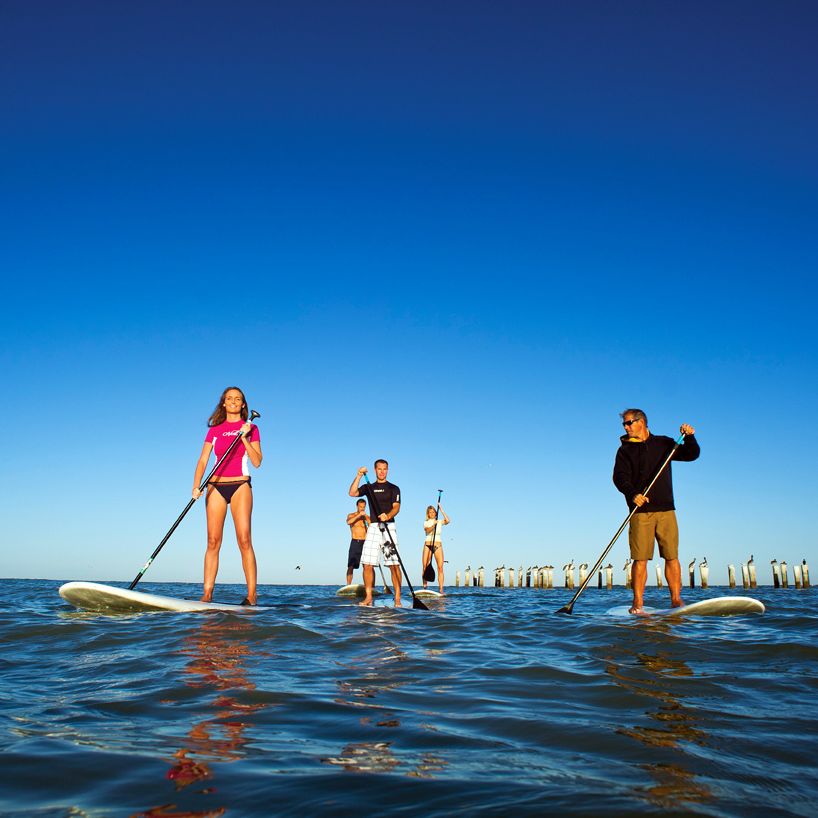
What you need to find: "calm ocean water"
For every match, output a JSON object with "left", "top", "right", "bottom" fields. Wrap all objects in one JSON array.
[{"left": 1, "top": 578, "right": 816, "bottom": 817}]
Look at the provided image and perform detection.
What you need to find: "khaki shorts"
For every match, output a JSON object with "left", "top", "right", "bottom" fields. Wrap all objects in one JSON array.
[{"left": 628, "top": 511, "right": 679, "bottom": 561}]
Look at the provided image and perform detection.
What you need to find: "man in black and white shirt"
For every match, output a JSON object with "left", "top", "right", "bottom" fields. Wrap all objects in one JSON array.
[{"left": 348, "top": 459, "right": 402, "bottom": 606}]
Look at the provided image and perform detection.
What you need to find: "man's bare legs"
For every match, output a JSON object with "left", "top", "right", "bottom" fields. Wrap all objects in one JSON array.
[
  {"left": 360, "top": 564, "right": 402, "bottom": 607},
  {"left": 389, "top": 564, "right": 402, "bottom": 606},
  {"left": 360, "top": 565, "right": 376, "bottom": 606},
  {"left": 665, "top": 558, "right": 684, "bottom": 607},
  {"left": 629, "top": 559, "right": 648, "bottom": 614},
  {"left": 630, "top": 557, "right": 685, "bottom": 613}
]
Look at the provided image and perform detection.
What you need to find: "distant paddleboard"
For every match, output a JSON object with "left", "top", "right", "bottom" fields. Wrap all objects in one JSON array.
[
  {"left": 607, "top": 596, "right": 765, "bottom": 618},
  {"left": 336, "top": 584, "right": 383, "bottom": 598},
  {"left": 59, "top": 581, "right": 268, "bottom": 613},
  {"left": 414, "top": 589, "right": 444, "bottom": 599}
]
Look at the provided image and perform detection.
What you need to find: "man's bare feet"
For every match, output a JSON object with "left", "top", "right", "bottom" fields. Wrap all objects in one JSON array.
[
  {"left": 628, "top": 605, "right": 644, "bottom": 615},
  {"left": 670, "top": 599, "right": 685, "bottom": 608},
  {"left": 358, "top": 598, "right": 374, "bottom": 607}
]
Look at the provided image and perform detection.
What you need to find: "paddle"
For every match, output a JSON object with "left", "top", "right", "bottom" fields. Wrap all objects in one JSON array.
[
  {"left": 362, "top": 474, "right": 429, "bottom": 611},
  {"left": 423, "top": 489, "right": 443, "bottom": 582},
  {"left": 128, "top": 410, "right": 261, "bottom": 590},
  {"left": 557, "top": 433, "right": 685, "bottom": 615}
]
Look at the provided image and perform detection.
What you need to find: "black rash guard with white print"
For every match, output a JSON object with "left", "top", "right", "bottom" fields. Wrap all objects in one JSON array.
[{"left": 357, "top": 481, "right": 401, "bottom": 521}]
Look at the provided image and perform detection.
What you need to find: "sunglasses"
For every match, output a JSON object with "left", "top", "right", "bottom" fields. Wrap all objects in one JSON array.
[{"left": 622, "top": 419, "right": 641, "bottom": 427}]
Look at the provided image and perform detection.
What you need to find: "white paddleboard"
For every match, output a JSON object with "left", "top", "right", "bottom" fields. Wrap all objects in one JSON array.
[
  {"left": 607, "top": 595, "right": 765, "bottom": 618},
  {"left": 59, "top": 581, "right": 268, "bottom": 613},
  {"left": 414, "top": 589, "right": 444, "bottom": 599},
  {"left": 335, "top": 584, "right": 383, "bottom": 598}
]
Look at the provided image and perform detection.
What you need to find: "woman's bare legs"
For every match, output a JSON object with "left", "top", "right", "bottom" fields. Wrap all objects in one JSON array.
[
  {"left": 230, "top": 483, "right": 257, "bottom": 604},
  {"left": 435, "top": 547, "right": 445, "bottom": 593},
  {"left": 202, "top": 486, "right": 228, "bottom": 601}
]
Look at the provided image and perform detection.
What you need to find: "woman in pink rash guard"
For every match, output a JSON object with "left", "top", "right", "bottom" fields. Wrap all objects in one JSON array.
[{"left": 192, "top": 386, "right": 263, "bottom": 604}]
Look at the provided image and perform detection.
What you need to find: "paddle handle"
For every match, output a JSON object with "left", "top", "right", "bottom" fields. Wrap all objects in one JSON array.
[{"left": 428, "top": 489, "right": 443, "bottom": 551}]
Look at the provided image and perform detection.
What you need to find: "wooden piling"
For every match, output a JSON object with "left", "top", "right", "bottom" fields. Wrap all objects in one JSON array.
[
  {"left": 728, "top": 564, "right": 736, "bottom": 588},
  {"left": 699, "top": 558, "right": 709, "bottom": 589},
  {"left": 655, "top": 564, "right": 663, "bottom": 588},
  {"left": 781, "top": 561, "right": 789, "bottom": 588},
  {"left": 604, "top": 564, "right": 613, "bottom": 589},
  {"left": 688, "top": 559, "right": 696, "bottom": 589},
  {"left": 771, "top": 559, "right": 780, "bottom": 589},
  {"left": 748, "top": 557, "right": 757, "bottom": 588},
  {"left": 794, "top": 564, "right": 802, "bottom": 589},
  {"left": 741, "top": 563, "right": 749, "bottom": 589},
  {"left": 803, "top": 560, "right": 810, "bottom": 588},
  {"left": 456, "top": 571, "right": 461, "bottom": 588}
]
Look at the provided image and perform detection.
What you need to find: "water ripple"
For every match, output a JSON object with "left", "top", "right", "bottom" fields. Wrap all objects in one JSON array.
[{"left": 0, "top": 580, "right": 816, "bottom": 816}]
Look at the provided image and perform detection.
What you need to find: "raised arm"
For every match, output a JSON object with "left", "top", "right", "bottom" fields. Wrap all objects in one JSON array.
[
  {"left": 674, "top": 425, "right": 700, "bottom": 462},
  {"left": 239, "top": 422, "right": 262, "bottom": 468},
  {"left": 349, "top": 466, "right": 367, "bottom": 497}
]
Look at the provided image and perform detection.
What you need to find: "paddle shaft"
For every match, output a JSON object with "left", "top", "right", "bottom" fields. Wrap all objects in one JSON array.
[
  {"left": 429, "top": 489, "right": 443, "bottom": 553},
  {"left": 363, "top": 474, "right": 428, "bottom": 610},
  {"left": 558, "top": 433, "right": 685, "bottom": 614},
  {"left": 129, "top": 410, "right": 260, "bottom": 590}
]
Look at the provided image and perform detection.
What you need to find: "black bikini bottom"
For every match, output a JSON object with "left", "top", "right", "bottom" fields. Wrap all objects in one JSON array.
[{"left": 208, "top": 478, "right": 251, "bottom": 504}]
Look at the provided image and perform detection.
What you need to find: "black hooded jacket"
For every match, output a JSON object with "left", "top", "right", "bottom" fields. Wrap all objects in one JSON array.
[{"left": 613, "top": 433, "right": 700, "bottom": 513}]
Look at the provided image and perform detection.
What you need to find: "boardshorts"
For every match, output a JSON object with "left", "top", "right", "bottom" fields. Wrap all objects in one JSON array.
[
  {"left": 347, "top": 538, "right": 365, "bottom": 569},
  {"left": 361, "top": 522, "right": 400, "bottom": 566},
  {"left": 629, "top": 510, "right": 679, "bottom": 560}
]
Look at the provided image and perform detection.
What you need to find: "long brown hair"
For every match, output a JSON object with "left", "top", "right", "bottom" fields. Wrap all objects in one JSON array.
[{"left": 207, "top": 386, "right": 248, "bottom": 427}]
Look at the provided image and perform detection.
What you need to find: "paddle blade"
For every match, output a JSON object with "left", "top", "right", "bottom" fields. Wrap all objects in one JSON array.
[
  {"left": 422, "top": 563, "right": 436, "bottom": 582},
  {"left": 556, "top": 604, "right": 574, "bottom": 615},
  {"left": 413, "top": 596, "right": 430, "bottom": 611}
]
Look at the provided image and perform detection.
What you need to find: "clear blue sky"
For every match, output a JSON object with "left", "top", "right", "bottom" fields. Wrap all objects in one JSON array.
[{"left": 2, "top": 1, "right": 816, "bottom": 588}]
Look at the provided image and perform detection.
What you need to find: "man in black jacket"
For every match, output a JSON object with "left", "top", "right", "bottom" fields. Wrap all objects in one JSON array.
[{"left": 613, "top": 409, "right": 700, "bottom": 614}]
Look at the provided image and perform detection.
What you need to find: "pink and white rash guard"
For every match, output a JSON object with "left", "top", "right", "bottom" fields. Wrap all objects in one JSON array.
[{"left": 205, "top": 420, "right": 260, "bottom": 479}]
